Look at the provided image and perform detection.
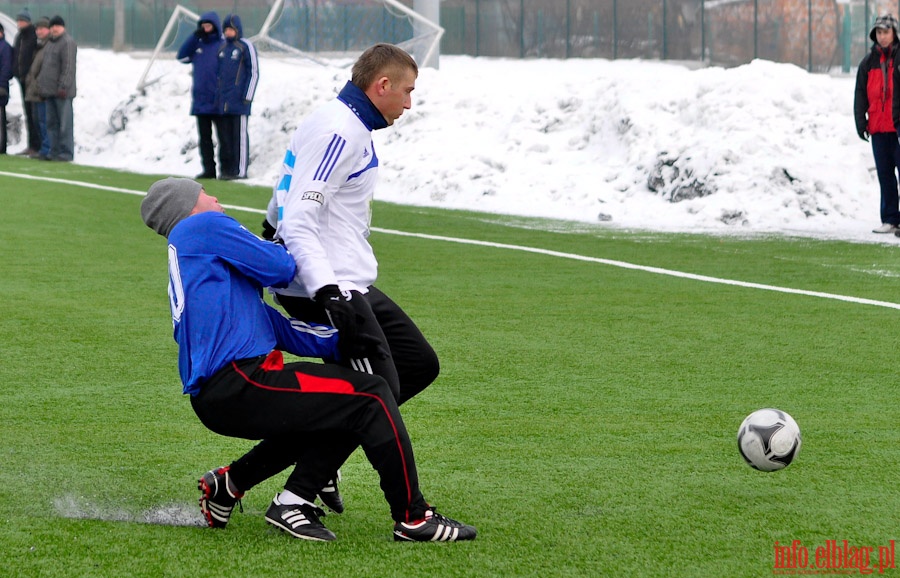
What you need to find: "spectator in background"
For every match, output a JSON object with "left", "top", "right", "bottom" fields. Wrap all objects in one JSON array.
[
  {"left": 177, "top": 12, "right": 227, "bottom": 180},
  {"left": 0, "top": 23, "right": 12, "bottom": 155},
  {"left": 216, "top": 14, "right": 258, "bottom": 180},
  {"left": 13, "top": 9, "right": 39, "bottom": 156},
  {"left": 36, "top": 15, "right": 76, "bottom": 162},
  {"left": 856, "top": 14, "right": 900, "bottom": 233},
  {"left": 25, "top": 18, "right": 52, "bottom": 160}
]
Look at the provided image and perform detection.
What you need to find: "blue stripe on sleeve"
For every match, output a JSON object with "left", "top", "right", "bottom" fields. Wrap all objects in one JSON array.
[
  {"left": 322, "top": 139, "right": 345, "bottom": 181},
  {"left": 283, "top": 150, "right": 296, "bottom": 168},
  {"left": 276, "top": 174, "right": 292, "bottom": 192},
  {"left": 314, "top": 134, "right": 346, "bottom": 181}
]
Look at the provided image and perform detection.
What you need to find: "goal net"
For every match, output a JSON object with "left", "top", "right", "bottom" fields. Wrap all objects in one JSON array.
[
  {"left": 135, "top": 5, "right": 202, "bottom": 93},
  {"left": 257, "top": 0, "right": 443, "bottom": 67},
  {"left": 118, "top": 1, "right": 441, "bottom": 134},
  {"left": 135, "top": 0, "right": 442, "bottom": 93}
]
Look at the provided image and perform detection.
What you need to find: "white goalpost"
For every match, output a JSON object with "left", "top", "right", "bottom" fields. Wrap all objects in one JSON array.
[
  {"left": 135, "top": 4, "right": 199, "bottom": 92},
  {"left": 136, "top": 0, "right": 443, "bottom": 93},
  {"left": 116, "top": 1, "right": 443, "bottom": 133},
  {"left": 254, "top": 0, "right": 443, "bottom": 68}
]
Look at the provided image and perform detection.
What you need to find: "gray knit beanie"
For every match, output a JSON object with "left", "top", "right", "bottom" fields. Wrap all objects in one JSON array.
[{"left": 141, "top": 178, "right": 203, "bottom": 238}]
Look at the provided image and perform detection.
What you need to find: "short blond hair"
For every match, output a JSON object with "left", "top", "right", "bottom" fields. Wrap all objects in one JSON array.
[{"left": 351, "top": 43, "right": 418, "bottom": 90}]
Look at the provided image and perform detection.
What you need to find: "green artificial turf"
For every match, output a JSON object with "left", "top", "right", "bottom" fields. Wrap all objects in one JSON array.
[{"left": 2, "top": 160, "right": 899, "bottom": 577}]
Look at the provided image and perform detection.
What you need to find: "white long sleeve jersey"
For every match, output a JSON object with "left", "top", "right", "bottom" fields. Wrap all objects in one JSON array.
[{"left": 272, "top": 92, "right": 382, "bottom": 299}]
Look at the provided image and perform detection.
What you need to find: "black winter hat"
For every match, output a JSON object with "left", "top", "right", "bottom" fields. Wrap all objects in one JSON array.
[
  {"left": 49, "top": 15, "right": 65, "bottom": 27},
  {"left": 870, "top": 14, "right": 899, "bottom": 41},
  {"left": 16, "top": 9, "right": 31, "bottom": 23}
]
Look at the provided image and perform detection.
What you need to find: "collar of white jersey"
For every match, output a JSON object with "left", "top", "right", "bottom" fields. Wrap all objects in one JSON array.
[{"left": 337, "top": 81, "right": 389, "bottom": 131}]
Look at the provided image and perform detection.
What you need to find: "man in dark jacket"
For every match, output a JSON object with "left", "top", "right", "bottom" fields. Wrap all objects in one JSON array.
[
  {"left": 216, "top": 14, "right": 258, "bottom": 180},
  {"left": 856, "top": 14, "right": 900, "bottom": 234},
  {"left": 25, "top": 18, "right": 52, "bottom": 160},
  {"left": 0, "top": 23, "right": 13, "bottom": 155},
  {"left": 177, "top": 12, "right": 227, "bottom": 180},
  {"left": 36, "top": 15, "right": 77, "bottom": 162},
  {"left": 13, "top": 10, "right": 39, "bottom": 156}
]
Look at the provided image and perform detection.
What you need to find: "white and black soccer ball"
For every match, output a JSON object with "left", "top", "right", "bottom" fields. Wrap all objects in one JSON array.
[{"left": 737, "top": 408, "right": 801, "bottom": 472}]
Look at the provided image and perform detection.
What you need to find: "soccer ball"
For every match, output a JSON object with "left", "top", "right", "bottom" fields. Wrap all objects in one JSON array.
[{"left": 737, "top": 408, "right": 801, "bottom": 472}]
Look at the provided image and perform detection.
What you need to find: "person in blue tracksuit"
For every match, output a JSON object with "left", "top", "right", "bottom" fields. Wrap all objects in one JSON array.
[
  {"left": 140, "top": 177, "right": 476, "bottom": 543},
  {"left": 177, "top": 12, "right": 228, "bottom": 179},
  {"left": 217, "top": 14, "right": 258, "bottom": 180}
]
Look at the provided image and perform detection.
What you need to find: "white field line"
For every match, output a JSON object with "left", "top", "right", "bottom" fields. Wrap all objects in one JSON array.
[{"left": 4, "top": 171, "right": 899, "bottom": 310}]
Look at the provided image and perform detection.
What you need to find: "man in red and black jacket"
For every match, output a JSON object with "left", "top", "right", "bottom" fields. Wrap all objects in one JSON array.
[{"left": 856, "top": 14, "right": 900, "bottom": 234}]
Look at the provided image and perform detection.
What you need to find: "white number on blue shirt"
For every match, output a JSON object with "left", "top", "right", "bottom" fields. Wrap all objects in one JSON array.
[{"left": 168, "top": 244, "right": 185, "bottom": 324}]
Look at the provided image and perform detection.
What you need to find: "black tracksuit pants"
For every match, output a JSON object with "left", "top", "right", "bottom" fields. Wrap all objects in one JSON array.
[
  {"left": 217, "top": 114, "right": 249, "bottom": 178},
  {"left": 195, "top": 114, "right": 230, "bottom": 177},
  {"left": 277, "top": 285, "right": 440, "bottom": 404},
  {"left": 191, "top": 352, "right": 428, "bottom": 522},
  {"left": 218, "top": 286, "right": 439, "bottom": 520}
]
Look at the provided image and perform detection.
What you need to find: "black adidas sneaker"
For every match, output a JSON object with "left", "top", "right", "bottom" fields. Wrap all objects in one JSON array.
[
  {"left": 393, "top": 509, "right": 477, "bottom": 542},
  {"left": 318, "top": 471, "right": 344, "bottom": 514},
  {"left": 198, "top": 466, "right": 244, "bottom": 528},
  {"left": 265, "top": 495, "right": 336, "bottom": 542}
]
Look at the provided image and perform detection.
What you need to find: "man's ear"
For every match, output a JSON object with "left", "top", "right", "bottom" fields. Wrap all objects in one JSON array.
[{"left": 375, "top": 76, "right": 391, "bottom": 95}]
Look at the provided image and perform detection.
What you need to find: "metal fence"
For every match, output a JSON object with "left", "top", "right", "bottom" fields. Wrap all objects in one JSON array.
[
  {"left": 0, "top": 0, "right": 898, "bottom": 72},
  {"left": 439, "top": 0, "right": 900, "bottom": 72}
]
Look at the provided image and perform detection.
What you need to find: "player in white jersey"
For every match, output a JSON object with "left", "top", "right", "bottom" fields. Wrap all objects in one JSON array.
[{"left": 266, "top": 44, "right": 443, "bottom": 512}]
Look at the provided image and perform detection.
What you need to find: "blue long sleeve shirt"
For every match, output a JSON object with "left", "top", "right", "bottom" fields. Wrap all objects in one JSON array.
[{"left": 165, "top": 211, "right": 339, "bottom": 395}]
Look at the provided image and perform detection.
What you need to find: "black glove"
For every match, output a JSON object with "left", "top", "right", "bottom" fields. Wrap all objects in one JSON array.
[
  {"left": 0, "top": 87, "right": 7, "bottom": 99},
  {"left": 315, "top": 285, "right": 388, "bottom": 360},
  {"left": 858, "top": 129, "right": 870, "bottom": 142},
  {"left": 261, "top": 218, "right": 276, "bottom": 241}
]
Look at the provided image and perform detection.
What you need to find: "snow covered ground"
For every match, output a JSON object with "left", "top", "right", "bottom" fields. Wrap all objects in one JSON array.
[{"left": 5, "top": 48, "right": 890, "bottom": 244}]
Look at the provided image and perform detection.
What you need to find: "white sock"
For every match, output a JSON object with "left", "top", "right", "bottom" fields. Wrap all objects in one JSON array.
[{"left": 277, "top": 490, "right": 316, "bottom": 507}]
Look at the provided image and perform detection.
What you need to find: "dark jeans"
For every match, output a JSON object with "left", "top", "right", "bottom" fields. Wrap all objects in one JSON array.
[
  {"left": 0, "top": 105, "right": 6, "bottom": 154},
  {"left": 21, "top": 83, "right": 39, "bottom": 151},
  {"left": 871, "top": 132, "right": 900, "bottom": 225},
  {"left": 46, "top": 97, "right": 74, "bottom": 161},
  {"left": 32, "top": 101, "right": 50, "bottom": 157}
]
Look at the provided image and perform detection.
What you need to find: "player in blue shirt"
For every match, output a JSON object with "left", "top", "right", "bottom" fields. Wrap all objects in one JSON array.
[{"left": 140, "top": 177, "right": 475, "bottom": 542}]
